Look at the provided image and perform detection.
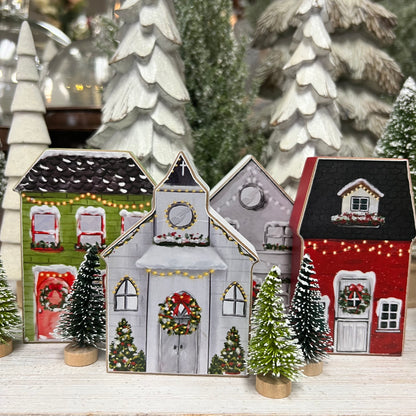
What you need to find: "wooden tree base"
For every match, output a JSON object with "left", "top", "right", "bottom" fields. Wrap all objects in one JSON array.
[
  {"left": 255, "top": 374, "right": 292, "bottom": 399},
  {"left": 0, "top": 339, "right": 13, "bottom": 358},
  {"left": 64, "top": 344, "right": 98, "bottom": 367},
  {"left": 303, "top": 361, "right": 323, "bottom": 377}
]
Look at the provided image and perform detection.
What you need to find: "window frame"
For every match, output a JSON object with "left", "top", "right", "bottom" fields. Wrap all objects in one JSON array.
[
  {"left": 222, "top": 281, "right": 247, "bottom": 317},
  {"left": 30, "top": 205, "right": 60, "bottom": 247},
  {"left": 377, "top": 298, "right": 402, "bottom": 332},
  {"left": 76, "top": 206, "right": 106, "bottom": 247},
  {"left": 114, "top": 276, "right": 139, "bottom": 312},
  {"left": 350, "top": 196, "right": 369, "bottom": 212}
]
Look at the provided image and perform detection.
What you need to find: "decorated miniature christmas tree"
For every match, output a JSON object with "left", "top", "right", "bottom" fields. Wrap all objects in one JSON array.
[
  {"left": 56, "top": 245, "right": 105, "bottom": 366},
  {"left": 87, "top": 0, "right": 192, "bottom": 183},
  {"left": 248, "top": 265, "right": 304, "bottom": 398},
  {"left": 0, "top": 257, "right": 22, "bottom": 357},
  {"left": 220, "top": 326, "right": 245, "bottom": 374},
  {"left": 289, "top": 254, "right": 332, "bottom": 375},
  {"left": 208, "top": 354, "right": 224, "bottom": 375},
  {"left": 375, "top": 77, "right": 416, "bottom": 200},
  {"left": 109, "top": 318, "right": 146, "bottom": 372}
]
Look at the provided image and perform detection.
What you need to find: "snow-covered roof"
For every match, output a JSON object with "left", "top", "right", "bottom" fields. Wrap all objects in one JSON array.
[
  {"left": 337, "top": 178, "right": 384, "bottom": 198},
  {"left": 15, "top": 149, "right": 155, "bottom": 195}
]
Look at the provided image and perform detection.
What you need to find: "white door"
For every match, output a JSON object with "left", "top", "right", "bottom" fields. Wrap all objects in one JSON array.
[
  {"left": 334, "top": 272, "right": 375, "bottom": 353},
  {"left": 159, "top": 295, "right": 199, "bottom": 374}
]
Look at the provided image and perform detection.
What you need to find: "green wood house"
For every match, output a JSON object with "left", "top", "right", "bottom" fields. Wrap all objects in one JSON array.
[{"left": 15, "top": 149, "right": 155, "bottom": 342}]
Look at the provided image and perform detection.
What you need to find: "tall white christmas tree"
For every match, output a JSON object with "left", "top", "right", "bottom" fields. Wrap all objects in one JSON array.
[
  {"left": 0, "top": 21, "right": 51, "bottom": 281},
  {"left": 265, "top": 0, "right": 341, "bottom": 197},
  {"left": 87, "top": 0, "right": 192, "bottom": 183},
  {"left": 253, "top": 0, "right": 402, "bottom": 197}
]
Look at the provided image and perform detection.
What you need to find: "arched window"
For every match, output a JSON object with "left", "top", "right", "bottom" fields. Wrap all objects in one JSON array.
[
  {"left": 222, "top": 282, "right": 246, "bottom": 317},
  {"left": 114, "top": 276, "right": 139, "bottom": 311}
]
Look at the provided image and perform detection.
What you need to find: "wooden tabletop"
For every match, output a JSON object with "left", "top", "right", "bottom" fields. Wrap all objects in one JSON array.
[{"left": 2, "top": 308, "right": 415, "bottom": 416}]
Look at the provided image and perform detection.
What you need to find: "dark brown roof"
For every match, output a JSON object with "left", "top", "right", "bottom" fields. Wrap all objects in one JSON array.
[{"left": 15, "top": 150, "right": 154, "bottom": 195}]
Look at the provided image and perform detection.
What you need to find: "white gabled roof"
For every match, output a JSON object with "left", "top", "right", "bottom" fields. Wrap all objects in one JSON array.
[{"left": 337, "top": 178, "right": 384, "bottom": 198}]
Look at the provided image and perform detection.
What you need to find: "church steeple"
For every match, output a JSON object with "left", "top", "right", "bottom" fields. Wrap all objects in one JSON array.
[{"left": 154, "top": 152, "right": 210, "bottom": 240}]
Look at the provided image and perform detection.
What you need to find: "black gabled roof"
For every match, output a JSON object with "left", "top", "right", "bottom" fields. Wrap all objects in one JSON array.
[
  {"left": 15, "top": 149, "right": 155, "bottom": 195},
  {"left": 299, "top": 158, "right": 416, "bottom": 241}
]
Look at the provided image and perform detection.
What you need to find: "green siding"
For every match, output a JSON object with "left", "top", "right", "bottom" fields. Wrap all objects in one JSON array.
[{"left": 21, "top": 191, "right": 152, "bottom": 341}]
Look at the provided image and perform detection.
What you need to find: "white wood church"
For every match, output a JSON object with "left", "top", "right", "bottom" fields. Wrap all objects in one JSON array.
[{"left": 102, "top": 152, "right": 258, "bottom": 375}]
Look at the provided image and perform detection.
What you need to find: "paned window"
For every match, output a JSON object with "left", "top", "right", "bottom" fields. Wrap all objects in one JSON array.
[
  {"left": 114, "top": 276, "right": 139, "bottom": 311},
  {"left": 222, "top": 282, "right": 246, "bottom": 317},
  {"left": 30, "top": 205, "right": 60, "bottom": 247},
  {"left": 120, "top": 209, "right": 146, "bottom": 233},
  {"left": 351, "top": 197, "right": 369, "bottom": 212},
  {"left": 377, "top": 299, "right": 402, "bottom": 331},
  {"left": 76, "top": 207, "right": 106, "bottom": 247}
]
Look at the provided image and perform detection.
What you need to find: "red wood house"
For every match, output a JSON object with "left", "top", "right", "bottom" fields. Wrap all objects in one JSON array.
[{"left": 290, "top": 157, "right": 416, "bottom": 355}]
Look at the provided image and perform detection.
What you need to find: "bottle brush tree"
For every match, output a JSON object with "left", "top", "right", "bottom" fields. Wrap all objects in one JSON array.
[
  {"left": 247, "top": 265, "right": 304, "bottom": 380},
  {"left": 289, "top": 254, "right": 332, "bottom": 364},
  {"left": 56, "top": 245, "right": 106, "bottom": 348},
  {"left": 109, "top": 318, "right": 146, "bottom": 372},
  {"left": 0, "top": 257, "right": 21, "bottom": 344}
]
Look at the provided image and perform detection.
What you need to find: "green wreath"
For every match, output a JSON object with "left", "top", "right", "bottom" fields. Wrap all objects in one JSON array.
[
  {"left": 338, "top": 284, "right": 371, "bottom": 315},
  {"left": 39, "top": 283, "right": 69, "bottom": 311},
  {"left": 158, "top": 292, "right": 201, "bottom": 336}
]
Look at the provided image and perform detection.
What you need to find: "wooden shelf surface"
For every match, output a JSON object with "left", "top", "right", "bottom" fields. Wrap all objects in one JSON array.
[{"left": 2, "top": 308, "right": 416, "bottom": 416}]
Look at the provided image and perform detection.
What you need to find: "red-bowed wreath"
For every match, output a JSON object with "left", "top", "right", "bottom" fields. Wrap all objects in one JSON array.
[
  {"left": 39, "top": 283, "right": 69, "bottom": 311},
  {"left": 338, "top": 283, "right": 371, "bottom": 315},
  {"left": 158, "top": 292, "right": 201, "bottom": 335}
]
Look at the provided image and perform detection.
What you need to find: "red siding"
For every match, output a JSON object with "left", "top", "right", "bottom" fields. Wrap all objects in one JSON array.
[{"left": 291, "top": 238, "right": 411, "bottom": 355}]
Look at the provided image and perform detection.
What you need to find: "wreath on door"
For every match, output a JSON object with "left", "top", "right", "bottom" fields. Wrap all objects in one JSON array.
[
  {"left": 158, "top": 292, "right": 201, "bottom": 336},
  {"left": 39, "top": 283, "right": 69, "bottom": 311},
  {"left": 338, "top": 284, "right": 371, "bottom": 315}
]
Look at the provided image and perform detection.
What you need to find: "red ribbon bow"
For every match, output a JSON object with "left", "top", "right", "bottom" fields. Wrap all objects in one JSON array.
[
  {"left": 171, "top": 292, "right": 192, "bottom": 316},
  {"left": 348, "top": 284, "right": 364, "bottom": 300},
  {"left": 49, "top": 283, "right": 63, "bottom": 292}
]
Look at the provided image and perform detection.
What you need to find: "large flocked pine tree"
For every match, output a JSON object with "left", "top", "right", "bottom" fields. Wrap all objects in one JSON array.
[
  {"left": 173, "top": 0, "right": 260, "bottom": 186},
  {"left": 0, "top": 21, "right": 51, "bottom": 281},
  {"left": 375, "top": 77, "right": 416, "bottom": 200},
  {"left": 87, "top": 0, "right": 192, "bottom": 183},
  {"left": 290, "top": 254, "right": 332, "bottom": 365},
  {"left": 247, "top": 265, "right": 304, "bottom": 380},
  {"left": 253, "top": 0, "right": 402, "bottom": 197},
  {"left": 263, "top": 0, "right": 341, "bottom": 197}
]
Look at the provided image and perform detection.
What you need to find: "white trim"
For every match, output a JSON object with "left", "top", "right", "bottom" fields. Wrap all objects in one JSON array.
[{"left": 376, "top": 297, "right": 403, "bottom": 332}]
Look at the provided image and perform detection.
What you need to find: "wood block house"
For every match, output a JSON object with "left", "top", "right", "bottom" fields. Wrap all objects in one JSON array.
[
  {"left": 210, "top": 155, "right": 293, "bottom": 306},
  {"left": 15, "top": 149, "right": 155, "bottom": 342},
  {"left": 103, "top": 152, "right": 258, "bottom": 375},
  {"left": 290, "top": 157, "right": 416, "bottom": 355}
]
